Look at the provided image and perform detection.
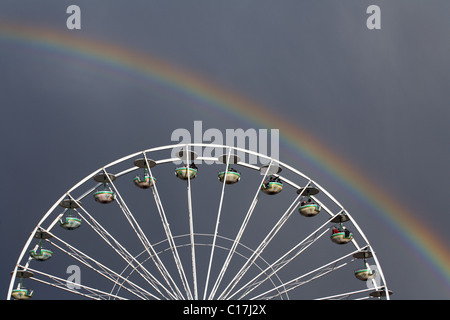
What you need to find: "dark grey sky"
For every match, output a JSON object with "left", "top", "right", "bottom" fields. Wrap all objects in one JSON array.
[{"left": 1, "top": 1, "right": 449, "bottom": 300}]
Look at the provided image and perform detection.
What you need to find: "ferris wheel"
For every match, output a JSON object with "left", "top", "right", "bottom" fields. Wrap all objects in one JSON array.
[{"left": 7, "top": 143, "right": 392, "bottom": 300}]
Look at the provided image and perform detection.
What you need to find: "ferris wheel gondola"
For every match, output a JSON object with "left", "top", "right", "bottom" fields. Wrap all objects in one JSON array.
[
  {"left": 133, "top": 158, "right": 157, "bottom": 189},
  {"left": 329, "top": 213, "right": 354, "bottom": 244},
  {"left": 10, "top": 270, "right": 33, "bottom": 300},
  {"left": 259, "top": 163, "right": 283, "bottom": 194},
  {"left": 29, "top": 229, "right": 53, "bottom": 262},
  {"left": 174, "top": 150, "right": 199, "bottom": 180},
  {"left": 93, "top": 172, "right": 116, "bottom": 204},
  {"left": 217, "top": 154, "right": 241, "bottom": 184},
  {"left": 260, "top": 165, "right": 283, "bottom": 194},
  {"left": 297, "top": 186, "right": 321, "bottom": 217},
  {"left": 58, "top": 198, "right": 82, "bottom": 230},
  {"left": 218, "top": 170, "right": 240, "bottom": 184},
  {"left": 175, "top": 166, "right": 198, "bottom": 180},
  {"left": 353, "top": 250, "right": 377, "bottom": 281}
]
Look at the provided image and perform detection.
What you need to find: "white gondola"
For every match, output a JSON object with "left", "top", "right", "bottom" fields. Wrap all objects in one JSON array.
[
  {"left": 93, "top": 173, "right": 116, "bottom": 204},
  {"left": 174, "top": 149, "right": 198, "bottom": 180},
  {"left": 354, "top": 268, "right": 376, "bottom": 281},
  {"left": 299, "top": 203, "right": 321, "bottom": 217},
  {"left": 30, "top": 230, "right": 53, "bottom": 261},
  {"left": 58, "top": 199, "right": 82, "bottom": 230},
  {"left": 133, "top": 158, "right": 157, "bottom": 188},
  {"left": 218, "top": 171, "right": 240, "bottom": 184},
  {"left": 330, "top": 231, "right": 354, "bottom": 244},
  {"left": 29, "top": 248, "right": 53, "bottom": 261},
  {"left": 297, "top": 187, "right": 321, "bottom": 216},
  {"left": 261, "top": 181, "right": 283, "bottom": 195},
  {"left": 11, "top": 270, "right": 33, "bottom": 300},
  {"left": 11, "top": 288, "right": 33, "bottom": 300},
  {"left": 353, "top": 250, "right": 376, "bottom": 281},
  {"left": 329, "top": 214, "right": 353, "bottom": 244},
  {"left": 217, "top": 153, "right": 241, "bottom": 185},
  {"left": 59, "top": 216, "right": 82, "bottom": 230},
  {"left": 260, "top": 165, "right": 283, "bottom": 194},
  {"left": 134, "top": 175, "right": 156, "bottom": 189},
  {"left": 175, "top": 167, "right": 198, "bottom": 180},
  {"left": 93, "top": 190, "right": 115, "bottom": 204}
]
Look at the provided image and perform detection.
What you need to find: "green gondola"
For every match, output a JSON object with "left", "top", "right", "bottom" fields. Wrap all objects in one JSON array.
[
  {"left": 299, "top": 203, "right": 321, "bottom": 217},
  {"left": 93, "top": 190, "right": 115, "bottom": 204},
  {"left": 29, "top": 248, "right": 53, "bottom": 261},
  {"left": 175, "top": 167, "right": 198, "bottom": 180},
  {"left": 330, "top": 231, "right": 354, "bottom": 244},
  {"left": 354, "top": 268, "right": 376, "bottom": 281},
  {"left": 218, "top": 171, "right": 240, "bottom": 184},
  {"left": 93, "top": 173, "right": 116, "bottom": 204},
  {"left": 261, "top": 181, "right": 283, "bottom": 195},
  {"left": 59, "top": 216, "right": 82, "bottom": 230},
  {"left": 11, "top": 288, "right": 33, "bottom": 300},
  {"left": 134, "top": 175, "right": 156, "bottom": 189}
]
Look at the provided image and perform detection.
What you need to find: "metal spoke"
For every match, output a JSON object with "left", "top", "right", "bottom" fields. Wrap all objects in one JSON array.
[
  {"left": 66, "top": 193, "right": 172, "bottom": 299},
  {"left": 103, "top": 169, "right": 184, "bottom": 299},
  {"left": 218, "top": 181, "right": 312, "bottom": 300},
  {"left": 184, "top": 145, "right": 198, "bottom": 300},
  {"left": 143, "top": 152, "right": 194, "bottom": 300},
  {"left": 44, "top": 230, "right": 157, "bottom": 300},
  {"left": 249, "top": 247, "right": 365, "bottom": 300},
  {"left": 203, "top": 147, "right": 232, "bottom": 300},
  {"left": 208, "top": 159, "right": 274, "bottom": 300},
  {"left": 315, "top": 287, "right": 375, "bottom": 300},
  {"left": 231, "top": 217, "right": 336, "bottom": 300}
]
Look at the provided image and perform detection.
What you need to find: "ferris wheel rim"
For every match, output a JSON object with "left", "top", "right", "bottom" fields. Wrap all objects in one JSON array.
[{"left": 8, "top": 142, "right": 391, "bottom": 300}]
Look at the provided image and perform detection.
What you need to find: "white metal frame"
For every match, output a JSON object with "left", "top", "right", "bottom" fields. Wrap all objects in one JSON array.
[{"left": 7, "top": 143, "right": 391, "bottom": 300}]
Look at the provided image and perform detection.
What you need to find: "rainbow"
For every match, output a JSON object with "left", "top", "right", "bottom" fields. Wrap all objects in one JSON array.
[{"left": 1, "top": 21, "right": 449, "bottom": 297}]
